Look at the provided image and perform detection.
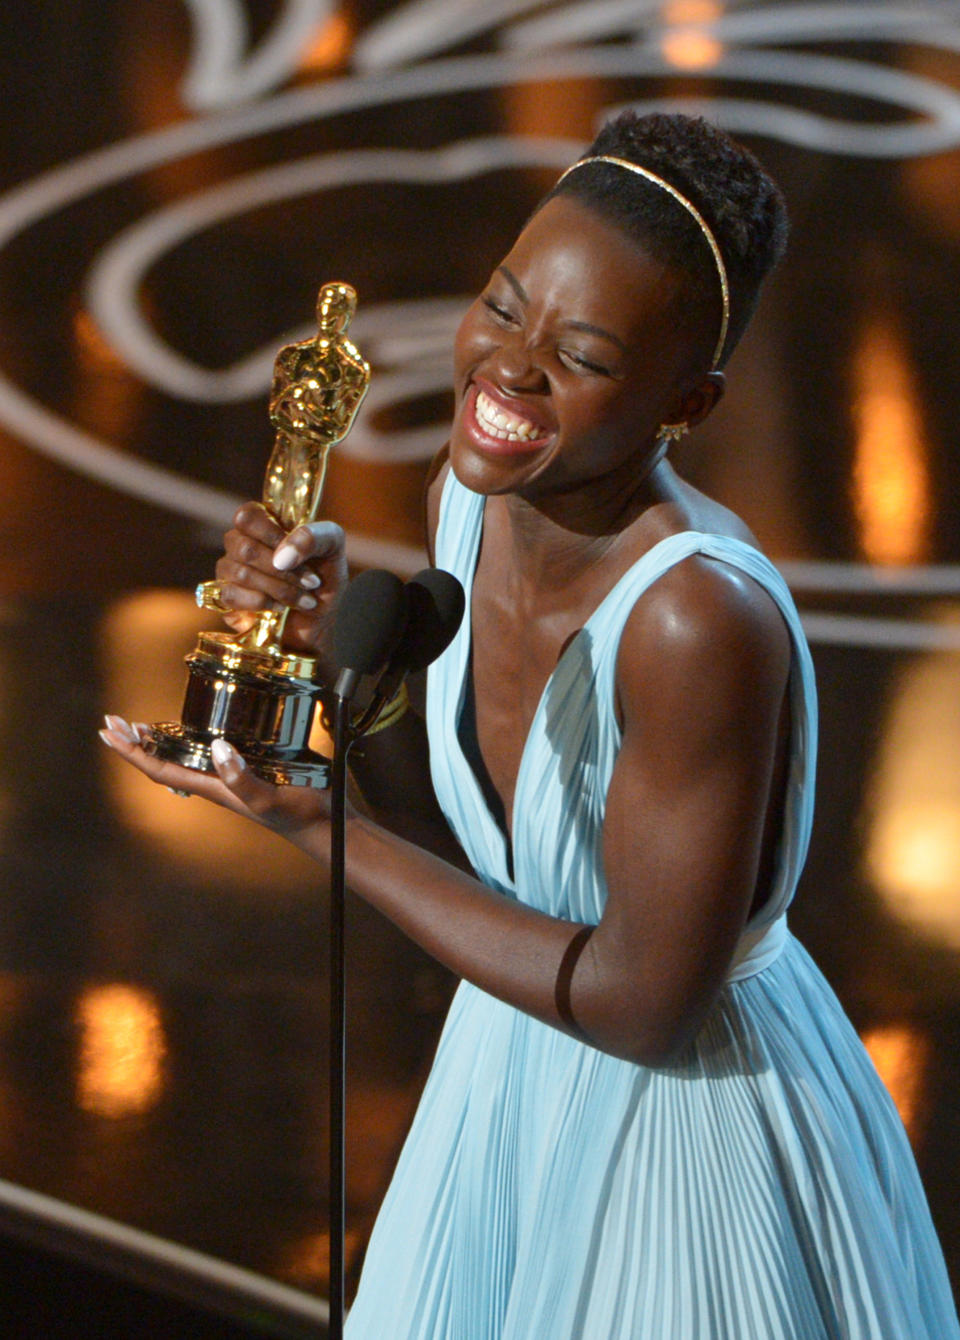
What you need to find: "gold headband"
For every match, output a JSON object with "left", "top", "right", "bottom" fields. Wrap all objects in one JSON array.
[{"left": 556, "top": 154, "right": 731, "bottom": 371}]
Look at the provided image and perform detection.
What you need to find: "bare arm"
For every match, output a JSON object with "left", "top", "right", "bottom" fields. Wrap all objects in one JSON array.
[
  {"left": 330, "top": 555, "right": 790, "bottom": 1064},
  {"left": 570, "top": 557, "right": 791, "bottom": 1060},
  {"left": 104, "top": 552, "right": 789, "bottom": 1065}
]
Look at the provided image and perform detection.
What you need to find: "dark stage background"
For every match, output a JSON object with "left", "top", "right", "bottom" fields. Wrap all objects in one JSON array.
[{"left": 0, "top": 0, "right": 959, "bottom": 1320}]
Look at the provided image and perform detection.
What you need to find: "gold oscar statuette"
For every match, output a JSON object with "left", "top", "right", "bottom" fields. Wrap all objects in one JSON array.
[{"left": 146, "top": 282, "right": 371, "bottom": 787}]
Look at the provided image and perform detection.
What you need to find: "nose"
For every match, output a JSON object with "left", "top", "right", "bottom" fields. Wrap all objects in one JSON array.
[{"left": 491, "top": 336, "right": 548, "bottom": 395}]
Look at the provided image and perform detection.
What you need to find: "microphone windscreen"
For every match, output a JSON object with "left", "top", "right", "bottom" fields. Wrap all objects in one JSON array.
[
  {"left": 401, "top": 568, "right": 465, "bottom": 672},
  {"left": 332, "top": 568, "right": 408, "bottom": 674}
]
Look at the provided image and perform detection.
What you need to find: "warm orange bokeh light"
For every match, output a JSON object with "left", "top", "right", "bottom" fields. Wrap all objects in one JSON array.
[
  {"left": 74, "top": 307, "right": 127, "bottom": 374},
  {"left": 661, "top": 1, "right": 724, "bottom": 70},
  {"left": 851, "top": 316, "right": 932, "bottom": 567},
  {"left": 98, "top": 590, "right": 321, "bottom": 892},
  {"left": 662, "top": 0, "right": 723, "bottom": 19},
  {"left": 76, "top": 983, "right": 167, "bottom": 1119},
  {"left": 276, "top": 1229, "right": 363, "bottom": 1292},
  {"left": 861, "top": 1022, "right": 931, "bottom": 1146},
  {"left": 864, "top": 624, "right": 960, "bottom": 947},
  {"left": 868, "top": 621, "right": 960, "bottom": 948},
  {"left": 300, "top": 11, "right": 353, "bottom": 74}
]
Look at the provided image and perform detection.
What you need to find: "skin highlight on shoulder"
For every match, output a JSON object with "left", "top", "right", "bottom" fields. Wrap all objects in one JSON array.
[{"left": 615, "top": 553, "right": 792, "bottom": 734}]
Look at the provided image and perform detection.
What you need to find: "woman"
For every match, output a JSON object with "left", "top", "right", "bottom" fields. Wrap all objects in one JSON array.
[{"left": 101, "top": 113, "right": 959, "bottom": 1337}]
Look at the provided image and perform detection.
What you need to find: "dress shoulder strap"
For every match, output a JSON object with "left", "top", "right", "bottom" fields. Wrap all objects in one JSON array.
[{"left": 433, "top": 466, "right": 484, "bottom": 582}]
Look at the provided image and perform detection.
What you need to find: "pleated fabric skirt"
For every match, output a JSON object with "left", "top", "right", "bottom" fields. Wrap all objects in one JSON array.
[{"left": 346, "top": 933, "right": 959, "bottom": 1339}]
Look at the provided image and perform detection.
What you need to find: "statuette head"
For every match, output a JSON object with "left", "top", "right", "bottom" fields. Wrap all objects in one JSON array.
[{"left": 316, "top": 282, "right": 357, "bottom": 337}]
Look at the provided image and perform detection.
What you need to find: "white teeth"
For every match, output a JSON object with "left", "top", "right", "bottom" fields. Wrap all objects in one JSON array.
[{"left": 475, "top": 389, "right": 539, "bottom": 442}]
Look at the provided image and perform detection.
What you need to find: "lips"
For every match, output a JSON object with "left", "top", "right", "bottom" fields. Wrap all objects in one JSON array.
[{"left": 462, "top": 380, "right": 552, "bottom": 455}]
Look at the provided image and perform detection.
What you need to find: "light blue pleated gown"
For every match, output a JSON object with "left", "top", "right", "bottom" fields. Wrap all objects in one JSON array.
[{"left": 346, "top": 472, "right": 959, "bottom": 1339}]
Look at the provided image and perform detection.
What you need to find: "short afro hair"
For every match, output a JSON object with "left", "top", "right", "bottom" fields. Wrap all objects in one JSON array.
[{"left": 542, "top": 111, "right": 788, "bottom": 368}]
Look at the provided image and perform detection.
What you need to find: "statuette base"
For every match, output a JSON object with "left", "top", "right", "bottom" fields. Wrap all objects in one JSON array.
[{"left": 145, "top": 633, "right": 331, "bottom": 788}]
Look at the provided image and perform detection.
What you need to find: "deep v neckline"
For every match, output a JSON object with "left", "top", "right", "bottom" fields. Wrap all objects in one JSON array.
[
  {"left": 431, "top": 471, "right": 817, "bottom": 932},
  {"left": 453, "top": 503, "right": 706, "bottom": 885},
  {"left": 453, "top": 505, "right": 593, "bottom": 884}
]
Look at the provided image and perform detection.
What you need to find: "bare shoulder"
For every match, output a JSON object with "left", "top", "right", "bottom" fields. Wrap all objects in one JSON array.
[
  {"left": 616, "top": 545, "right": 792, "bottom": 737},
  {"left": 629, "top": 546, "right": 788, "bottom": 653}
]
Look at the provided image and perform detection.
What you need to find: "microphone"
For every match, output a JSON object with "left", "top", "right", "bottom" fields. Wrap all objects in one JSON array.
[
  {"left": 353, "top": 568, "right": 465, "bottom": 734},
  {"left": 325, "top": 566, "right": 462, "bottom": 1340},
  {"left": 332, "top": 568, "right": 408, "bottom": 702},
  {"left": 327, "top": 566, "right": 408, "bottom": 1340}
]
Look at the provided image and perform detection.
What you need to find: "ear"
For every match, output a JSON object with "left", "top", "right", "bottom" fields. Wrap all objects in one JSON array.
[{"left": 667, "top": 371, "right": 725, "bottom": 429}]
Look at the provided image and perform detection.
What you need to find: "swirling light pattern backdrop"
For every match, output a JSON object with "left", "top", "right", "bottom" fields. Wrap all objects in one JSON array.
[{"left": 0, "top": 0, "right": 958, "bottom": 1310}]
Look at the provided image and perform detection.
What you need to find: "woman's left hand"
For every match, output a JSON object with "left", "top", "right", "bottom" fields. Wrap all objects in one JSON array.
[{"left": 99, "top": 716, "right": 333, "bottom": 848}]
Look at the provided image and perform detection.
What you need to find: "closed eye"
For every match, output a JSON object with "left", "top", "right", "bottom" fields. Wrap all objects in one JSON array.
[
  {"left": 559, "top": 348, "right": 612, "bottom": 376},
  {"left": 481, "top": 293, "right": 520, "bottom": 326}
]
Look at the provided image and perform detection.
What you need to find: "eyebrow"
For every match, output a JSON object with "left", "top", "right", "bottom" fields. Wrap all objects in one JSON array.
[{"left": 496, "top": 266, "right": 630, "bottom": 355}]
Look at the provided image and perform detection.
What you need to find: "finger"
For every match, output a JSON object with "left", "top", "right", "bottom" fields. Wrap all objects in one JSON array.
[
  {"left": 224, "top": 528, "right": 314, "bottom": 587},
  {"left": 273, "top": 520, "right": 346, "bottom": 572},
  {"left": 223, "top": 527, "right": 279, "bottom": 572},
  {"left": 104, "top": 714, "right": 141, "bottom": 744},
  {"left": 232, "top": 501, "right": 286, "bottom": 547},
  {"left": 221, "top": 610, "right": 259, "bottom": 637},
  {"left": 99, "top": 720, "right": 250, "bottom": 814},
  {"left": 209, "top": 738, "right": 277, "bottom": 817},
  {"left": 215, "top": 557, "right": 319, "bottom": 612},
  {"left": 225, "top": 525, "right": 323, "bottom": 592},
  {"left": 210, "top": 741, "right": 332, "bottom": 832}
]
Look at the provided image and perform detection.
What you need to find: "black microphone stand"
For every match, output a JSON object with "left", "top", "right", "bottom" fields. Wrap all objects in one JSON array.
[
  {"left": 328, "top": 686, "right": 356, "bottom": 1340},
  {"left": 322, "top": 565, "right": 462, "bottom": 1337}
]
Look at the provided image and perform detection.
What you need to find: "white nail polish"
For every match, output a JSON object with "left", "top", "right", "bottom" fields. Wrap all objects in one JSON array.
[
  {"left": 105, "top": 714, "right": 136, "bottom": 742},
  {"left": 298, "top": 594, "right": 317, "bottom": 610},
  {"left": 273, "top": 544, "right": 298, "bottom": 571},
  {"left": 300, "top": 572, "right": 321, "bottom": 590},
  {"left": 211, "top": 738, "right": 245, "bottom": 769}
]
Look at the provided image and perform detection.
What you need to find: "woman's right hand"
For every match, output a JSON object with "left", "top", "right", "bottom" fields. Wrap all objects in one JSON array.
[{"left": 214, "top": 502, "right": 348, "bottom": 657}]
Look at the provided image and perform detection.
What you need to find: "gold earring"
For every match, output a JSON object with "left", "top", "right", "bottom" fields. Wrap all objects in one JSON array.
[{"left": 658, "top": 422, "right": 689, "bottom": 444}]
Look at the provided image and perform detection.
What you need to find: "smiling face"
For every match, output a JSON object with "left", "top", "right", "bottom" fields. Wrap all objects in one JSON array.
[{"left": 450, "top": 194, "right": 720, "bottom": 505}]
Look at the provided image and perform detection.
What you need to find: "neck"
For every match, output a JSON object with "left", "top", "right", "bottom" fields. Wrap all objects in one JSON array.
[{"left": 501, "top": 444, "right": 673, "bottom": 589}]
